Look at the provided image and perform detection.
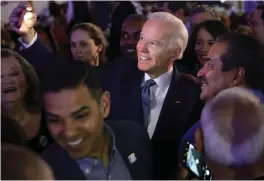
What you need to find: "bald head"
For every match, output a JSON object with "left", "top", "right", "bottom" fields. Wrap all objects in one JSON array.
[
  {"left": 1, "top": 144, "right": 54, "bottom": 180},
  {"left": 201, "top": 87, "right": 264, "bottom": 167}
]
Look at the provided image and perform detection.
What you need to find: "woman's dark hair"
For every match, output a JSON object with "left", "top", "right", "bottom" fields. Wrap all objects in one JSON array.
[
  {"left": 70, "top": 23, "right": 108, "bottom": 64},
  {"left": 179, "top": 20, "right": 230, "bottom": 74},
  {"left": 107, "top": 2, "right": 137, "bottom": 60},
  {"left": 1, "top": 49, "right": 41, "bottom": 113}
]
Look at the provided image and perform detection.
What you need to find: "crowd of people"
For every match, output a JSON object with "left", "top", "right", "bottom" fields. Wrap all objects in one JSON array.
[{"left": 1, "top": 1, "right": 264, "bottom": 180}]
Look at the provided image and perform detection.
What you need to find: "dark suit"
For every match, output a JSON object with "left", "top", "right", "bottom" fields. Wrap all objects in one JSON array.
[
  {"left": 41, "top": 120, "right": 152, "bottom": 180},
  {"left": 103, "top": 61, "right": 203, "bottom": 179}
]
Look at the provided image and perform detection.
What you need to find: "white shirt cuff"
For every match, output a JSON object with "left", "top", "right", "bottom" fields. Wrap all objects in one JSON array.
[{"left": 18, "top": 33, "right": 38, "bottom": 49}]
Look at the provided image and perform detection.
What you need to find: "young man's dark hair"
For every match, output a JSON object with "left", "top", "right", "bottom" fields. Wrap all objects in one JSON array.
[
  {"left": 217, "top": 32, "right": 264, "bottom": 94},
  {"left": 40, "top": 59, "right": 103, "bottom": 102}
]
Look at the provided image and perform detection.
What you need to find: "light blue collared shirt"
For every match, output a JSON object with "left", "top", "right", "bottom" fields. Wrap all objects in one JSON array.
[{"left": 76, "top": 124, "right": 131, "bottom": 180}]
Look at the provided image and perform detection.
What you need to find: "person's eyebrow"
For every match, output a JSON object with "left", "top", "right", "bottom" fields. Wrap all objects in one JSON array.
[
  {"left": 45, "top": 112, "right": 60, "bottom": 118},
  {"left": 45, "top": 106, "right": 90, "bottom": 118},
  {"left": 71, "top": 106, "right": 90, "bottom": 117}
]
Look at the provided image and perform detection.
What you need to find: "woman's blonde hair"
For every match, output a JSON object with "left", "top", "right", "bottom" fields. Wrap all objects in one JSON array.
[{"left": 1, "top": 49, "right": 41, "bottom": 113}]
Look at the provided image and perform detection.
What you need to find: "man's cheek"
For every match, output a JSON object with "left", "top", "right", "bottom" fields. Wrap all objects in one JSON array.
[{"left": 48, "top": 124, "right": 61, "bottom": 137}]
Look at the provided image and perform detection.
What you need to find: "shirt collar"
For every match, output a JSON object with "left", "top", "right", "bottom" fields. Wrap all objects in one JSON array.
[
  {"left": 75, "top": 123, "right": 117, "bottom": 162},
  {"left": 143, "top": 66, "right": 173, "bottom": 92},
  {"left": 104, "top": 123, "right": 117, "bottom": 158}
]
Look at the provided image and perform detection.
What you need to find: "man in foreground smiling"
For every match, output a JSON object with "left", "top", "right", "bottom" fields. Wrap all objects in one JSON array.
[{"left": 40, "top": 60, "right": 152, "bottom": 180}]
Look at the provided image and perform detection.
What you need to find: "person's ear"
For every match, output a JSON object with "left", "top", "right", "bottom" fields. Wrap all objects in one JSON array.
[
  {"left": 231, "top": 67, "right": 245, "bottom": 86},
  {"left": 99, "top": 91, "right": 111, "bottom": 118},
  {"left": 170, "top": 47, "right": 181, "bottom": 62}
]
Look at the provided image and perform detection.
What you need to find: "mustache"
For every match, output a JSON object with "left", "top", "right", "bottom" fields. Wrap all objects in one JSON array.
[
  {"left": 198, "top": 77, "right": 208, "bottom": 84},
  {"left": 181, "top": 74, "right": 205, "bottom": 85}
]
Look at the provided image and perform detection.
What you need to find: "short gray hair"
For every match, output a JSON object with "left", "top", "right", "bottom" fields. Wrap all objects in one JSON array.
[
  {"left": 147, "top": 12, "right": 188, "bottom": 59},
  {"left": 201, "top": 87, "right": 264, "bottom": 167}
]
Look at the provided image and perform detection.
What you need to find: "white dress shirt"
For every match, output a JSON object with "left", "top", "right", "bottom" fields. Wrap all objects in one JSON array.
[
  {"left": 143, "top": 66, "right": 173, "bottom": 139},
  {"left": 18, "top": 33, "right": 38, "bottom": 49}
]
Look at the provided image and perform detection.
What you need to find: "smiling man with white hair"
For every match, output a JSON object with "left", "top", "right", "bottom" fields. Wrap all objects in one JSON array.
[
  {"left": 201, "top": 87, "right": 264, "bottom": 180},
  {"left": 107, "top": 11, "right": 203, "bottom": 179}
]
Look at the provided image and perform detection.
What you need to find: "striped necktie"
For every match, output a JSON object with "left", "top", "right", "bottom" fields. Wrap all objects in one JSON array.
[{"left": 141, "top": 79, "right": 156, "bottom": 128}]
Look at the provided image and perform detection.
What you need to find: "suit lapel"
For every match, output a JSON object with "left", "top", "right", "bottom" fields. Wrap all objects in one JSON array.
[
  {"left": 152, "top": 66, "right": 182, "bottom": 137},
  {"left": 121, "top": 69, "right": 144, "bottom": 123}
]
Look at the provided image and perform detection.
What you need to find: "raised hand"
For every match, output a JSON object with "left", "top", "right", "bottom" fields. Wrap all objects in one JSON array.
[{"left": 9, "top": 2, "right": 37, "bottom": 44}]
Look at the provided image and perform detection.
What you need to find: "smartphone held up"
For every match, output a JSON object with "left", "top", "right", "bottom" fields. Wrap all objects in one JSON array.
[{"left": 181, "top": 141, "right": 212, "bottom": 180}]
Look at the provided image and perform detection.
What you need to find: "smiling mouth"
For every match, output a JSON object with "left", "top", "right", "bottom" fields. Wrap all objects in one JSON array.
[
  {"left": 67, "top": 138, "right": 84, "bottom": 146},
  {"left": 140, "top": 55, "right": 151, "bottom": 61},
  {"left": 198, "top": 77, "right": 208, "bottom": 87},
  {"left": 198, "top": 54, "right": 207, "bottom": 60},
  {"left": 126, "top": 48, "right": 136, "bottom": 53},
  {"left": 2, "top": 87, "right": 17, "bottom": 93}
]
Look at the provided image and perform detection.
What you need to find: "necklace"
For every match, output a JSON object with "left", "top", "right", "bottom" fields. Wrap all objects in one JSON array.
[
  {"left": 2, "top": 109, "right": 29, "bottom": 126},
  {"left": 18, "top": 112, "right": 29, "bottom": 126}
]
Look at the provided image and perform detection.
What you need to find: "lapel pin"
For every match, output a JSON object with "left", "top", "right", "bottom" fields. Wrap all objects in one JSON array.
[
  {"left": 175, "top": 101, "right": 181, "bottom": 104},
  {"left": 128, "top": 153, "right": 137, "bottom": 164}
]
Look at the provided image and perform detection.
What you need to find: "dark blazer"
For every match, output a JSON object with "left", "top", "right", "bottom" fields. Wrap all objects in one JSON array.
[
  {"left": 103, "top": 61, "right": 204, "bottom": 179},
  {"left": 41, "top": 120, "right": 152, "bottom": 180}
]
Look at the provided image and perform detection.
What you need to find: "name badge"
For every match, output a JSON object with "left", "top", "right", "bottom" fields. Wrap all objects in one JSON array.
[{"left": 128, "top": 153, "right": 137, "bottom": 164}]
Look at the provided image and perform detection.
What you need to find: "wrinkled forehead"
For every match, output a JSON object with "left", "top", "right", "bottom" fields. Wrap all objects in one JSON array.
[
  {"left": 208, "top": 41, "right": 227, "bottom": 54},
  {"left": 207, "top": 42, "right": 227, "bottom": 63}
]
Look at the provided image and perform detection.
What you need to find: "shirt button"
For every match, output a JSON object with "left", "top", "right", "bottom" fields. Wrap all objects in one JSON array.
[
  {"left": 94, "top": 160, "right": 98, "bottom": 164},
  {"left": 85, "top": 169, "right": 90, "bottom": 174}
]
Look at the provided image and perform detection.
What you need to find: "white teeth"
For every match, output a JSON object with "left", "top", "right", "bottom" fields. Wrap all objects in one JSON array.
[
  {"left": 140, "top": 56, "right": 150, "bottom": 60},
  {"left": 127, "top": 48, "right": 135, "bottom": 53},
  {"left": 68, "top": 138, "right": 83, "bottom": 146}
]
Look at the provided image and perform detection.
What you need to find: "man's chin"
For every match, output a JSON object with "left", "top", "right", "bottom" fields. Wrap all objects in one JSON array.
[
  {"left": 200, "top": 92, "right": 209, "bottom": 101},
  {"left": 68, "top": 151, "right": 87, "bottom": 159},
  {"left": 137, "top": 63, "right": 150, "bottom": 72}
]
